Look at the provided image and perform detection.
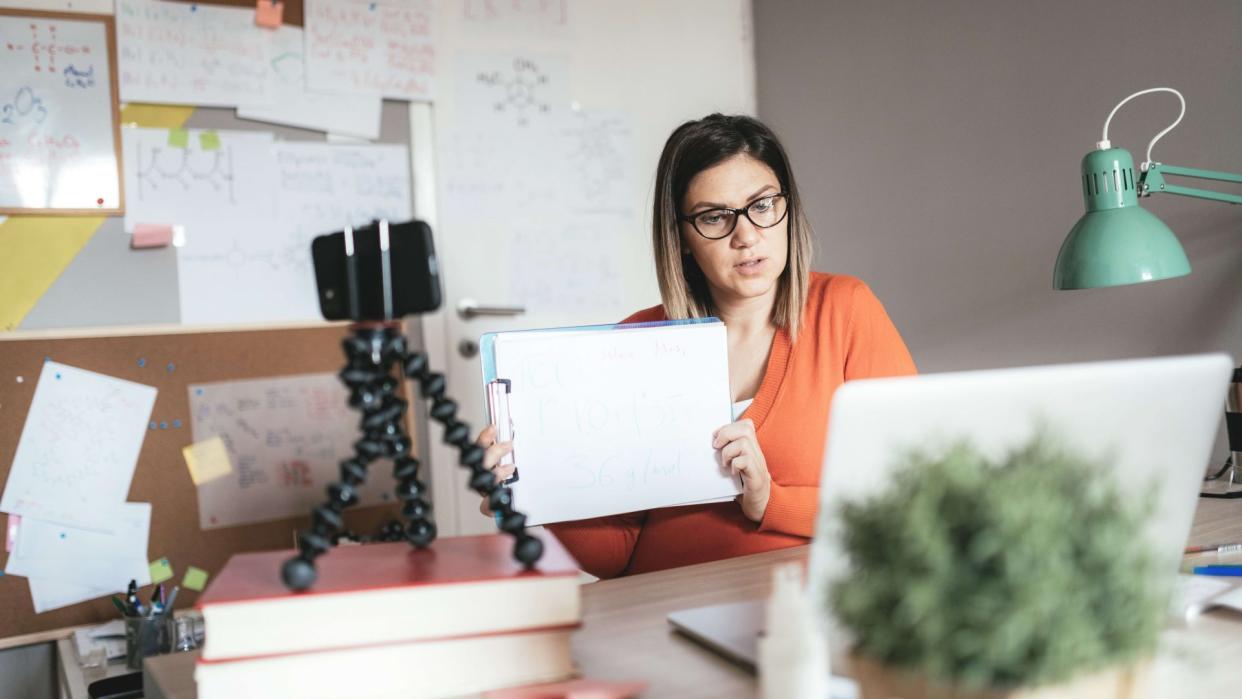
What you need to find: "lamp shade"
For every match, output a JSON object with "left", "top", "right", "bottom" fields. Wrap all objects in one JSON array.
[{"left": 1053, "top": 148, "right": 1190, "bottom": 289}]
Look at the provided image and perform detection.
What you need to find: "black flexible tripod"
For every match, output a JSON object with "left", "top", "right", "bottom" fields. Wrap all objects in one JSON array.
[{"left": 281, "top": 322, "right": 542, "bottom": 591}]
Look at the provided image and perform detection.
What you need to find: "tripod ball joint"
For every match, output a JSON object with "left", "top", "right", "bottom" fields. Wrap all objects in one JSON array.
[
  {"left": 406, "top": 518, "right": 437, "bottom": 547},
  {"left": 282, "top": 556, "right": 317, "bottom": 591},
  {"left": 514, "top": 535, "right": 543, "bottom": 567},
  {"left": 403, "top": 351, "right": 429, "bottom": 380}
]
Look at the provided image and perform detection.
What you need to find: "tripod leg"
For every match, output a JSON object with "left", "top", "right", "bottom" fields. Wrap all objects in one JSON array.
[
  {"left": 402, "top": 350, "right": 543, "bottom": 568},
  {"left": 282, "top": 327, "right": 398, "bottom": 591}
]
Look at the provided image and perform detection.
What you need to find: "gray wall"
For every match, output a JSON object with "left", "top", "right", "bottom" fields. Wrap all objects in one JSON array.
[
  {"left": 754, "top": 0, "right": 1242, "bottom": 456},
  {"left": 754, "top": 0, "right": 1241, "bottom": 369},
  {"left": 0, "top": 642, "right": 56, "bottom": 699}
]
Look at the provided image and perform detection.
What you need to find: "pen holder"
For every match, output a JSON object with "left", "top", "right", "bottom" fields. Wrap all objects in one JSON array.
[{"left": 124, "top": 615, "right": 172, "bottom": 670}]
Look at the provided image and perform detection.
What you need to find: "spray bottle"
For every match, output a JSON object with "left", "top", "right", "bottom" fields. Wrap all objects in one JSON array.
[{"left": 758, "top": 562, "right": 829, "bottom": 699}]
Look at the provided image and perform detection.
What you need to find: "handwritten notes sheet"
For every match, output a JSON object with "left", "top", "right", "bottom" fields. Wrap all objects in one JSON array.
[
  {"left": 441, "top": 53, "right": 633, "bottom": 315},
  {"left": 188, "top": 373, "right": 397, "bottom": 529},
  {"left": 6, "top": 503, "right": 152, "bottom": 612},
  {"left": 171, "top": 141, "right": 410, "bottom": 325},
  {"left": 0, "top": 362, "right": 156, "bottom": 533},
  {"left": 116, "top": 0, "right": 275, "bottom": 107},
  {"left": 237, "top": 26, "right": 382, "bottom": 140},
  {"left": 304, "top": 0, "right": 435, "bottom": 100},
  {"left": 0, "top": 13, "right": 121, "bottom": 211},
  {"left": 490, "top": 322, "right": 739, "bottom": 525}
]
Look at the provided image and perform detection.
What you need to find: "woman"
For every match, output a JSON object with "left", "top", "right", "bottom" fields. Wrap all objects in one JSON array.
[{"left": 476, "top": 114, "right": 915, "bottom": 578}]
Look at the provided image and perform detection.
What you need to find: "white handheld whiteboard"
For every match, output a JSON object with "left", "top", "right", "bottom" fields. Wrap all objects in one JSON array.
[
  {"left": 0, "top": 9, "right": 123, "bottom": 214},
  {"left": 485, "top": 321, "right": 741, "bottom": 525}
]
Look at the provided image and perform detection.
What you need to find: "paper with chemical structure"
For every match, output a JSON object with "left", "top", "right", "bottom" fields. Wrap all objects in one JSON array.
[
  {"left": 0, "top": 13, "right": 123, "bottom": 211},
  {"left": 5, "top": 502, "right": 152, "bottom": 590},
  {"left": 304, "top": 0, "right": 435, "bottom": 100},
  {"left": 441, "top": 53, "right": 634, "bottom": 315},
  {"left": 491, "top": 322, "right": 740, "bottom": 525},
  {"left": 0, "top": 362, "right": 156, "bottom": 533},
  {"left": 237, "top": 26, "right": 382, "bottom": 140},
  {"left": 116, "top": 0, "right": 275, "bottom": 107},
  {"left": 121, "top": 127, "right": 278, "bottom": 235},
  {"left": 188, "top": 373, "right": 399, "bottom": 529},
  {"left": 171, "top": 140, "right": 410, "bottom": 325}
]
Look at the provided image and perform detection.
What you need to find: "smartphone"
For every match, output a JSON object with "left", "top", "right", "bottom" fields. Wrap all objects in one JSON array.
[{"left": 311, "top": 219, "right": 442, "bottom": 322}]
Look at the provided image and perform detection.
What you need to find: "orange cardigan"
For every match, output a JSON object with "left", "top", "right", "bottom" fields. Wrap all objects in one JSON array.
[{"left": 545, "top": 272, "right": 917, "bottom": 578}]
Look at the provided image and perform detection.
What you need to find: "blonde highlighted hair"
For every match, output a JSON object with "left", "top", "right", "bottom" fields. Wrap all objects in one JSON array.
[{"left": 651, "top": 114, "right": 812, "bottom": 341}]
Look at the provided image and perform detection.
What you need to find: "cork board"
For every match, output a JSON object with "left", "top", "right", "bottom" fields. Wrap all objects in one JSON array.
[{"left": 0, "top": 324, "right": 413, "bottom": 638}]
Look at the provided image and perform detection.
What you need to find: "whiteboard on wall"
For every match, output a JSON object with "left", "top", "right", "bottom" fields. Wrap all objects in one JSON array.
[
  {"left": 419, "top": 0, "right": 758, "bottom": 536},
  {"left": 0, "top": 8, "right": 123, "bottom": 214}
]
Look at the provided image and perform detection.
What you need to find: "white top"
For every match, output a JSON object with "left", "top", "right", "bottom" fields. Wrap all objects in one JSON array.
[{"left": 732, "top": 399, "right": 754, "bottom": 421}]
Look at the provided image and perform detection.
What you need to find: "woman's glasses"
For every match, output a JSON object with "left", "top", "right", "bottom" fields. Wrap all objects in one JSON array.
[{"left": 679, "top": 193, "right": 788, "bottom": 240}]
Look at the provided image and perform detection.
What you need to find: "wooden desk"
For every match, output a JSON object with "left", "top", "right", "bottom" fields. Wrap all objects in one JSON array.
[{"left": 137, "top": 498, "right": 1242, "bottom": 698}]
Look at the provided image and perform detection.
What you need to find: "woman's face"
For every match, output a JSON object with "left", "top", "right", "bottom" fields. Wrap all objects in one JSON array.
[{"left": 679, "top": 154, "right": 789, "bottom": 308}]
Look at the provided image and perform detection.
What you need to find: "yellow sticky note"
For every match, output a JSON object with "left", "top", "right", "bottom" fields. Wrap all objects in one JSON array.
[
  {"left": 183, "top": 566, "right": 210, "bottom": 592},
  {"left": 168, "top": 128, "right": 189, "bottom": 148},
  {"left": 149, "top": 557, "right": 174, "bottom": 585},
  {"left": 182, "top": 437, "right": 233, "bottom": 486},
  {"left": 119, "top": 103, "right": 196, "bottom": 129},
  {"left": 199, "top": 130, "right": 221, "bottom": 151}
]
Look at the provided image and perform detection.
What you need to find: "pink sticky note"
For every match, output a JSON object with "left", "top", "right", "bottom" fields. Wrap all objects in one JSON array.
[
  {"left": 255, "top": 0, "right": 283, "bottom": 28},
  {"left": 5, "top": 515, "right": 19, "bottom": 553},
  {"left": 132, "top": 223, "right": 175, "bottom": 249},
  {"left": 484, "top": 679, "right": 648, "bottom": 699}
]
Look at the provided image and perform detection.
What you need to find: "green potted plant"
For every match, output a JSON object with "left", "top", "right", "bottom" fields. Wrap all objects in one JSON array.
[{"left": 829, "top": 434, "right": 1165, "bottom": 699}]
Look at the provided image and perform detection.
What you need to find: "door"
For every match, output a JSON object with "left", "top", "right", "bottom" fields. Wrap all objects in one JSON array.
[{"left": 415, "top": 1, "right": 756, "bottom": 536}]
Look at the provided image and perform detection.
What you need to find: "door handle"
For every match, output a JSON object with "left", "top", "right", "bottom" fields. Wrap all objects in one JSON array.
[{"left": 457, "top": 299, "right": 526, "bottom": 320}]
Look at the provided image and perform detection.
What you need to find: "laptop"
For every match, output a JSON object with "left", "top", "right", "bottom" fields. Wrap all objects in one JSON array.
[{"left": 668, "top": 353, "right": 1233, "bottom": 680}]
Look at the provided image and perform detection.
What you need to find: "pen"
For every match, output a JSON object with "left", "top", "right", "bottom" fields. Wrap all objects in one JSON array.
[
  {"left": 110, "top": 595, "right": 129, "bottom": 616},
  {"left": 1192, "top": 565, "right": 1242, "bottom": 577},
  {"left": 162, "top": 586, "right": 179, "bottom": 619},
  {"left": 1184, "top": 543, "right": 1242, "bottom": 555}
]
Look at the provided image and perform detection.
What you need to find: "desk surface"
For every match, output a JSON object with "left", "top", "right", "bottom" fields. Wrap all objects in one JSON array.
[{"left": 136, "top": 498, "right": 1242, "bottom": 698}]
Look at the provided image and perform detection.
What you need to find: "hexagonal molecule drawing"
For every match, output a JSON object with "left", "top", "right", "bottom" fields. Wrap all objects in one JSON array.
[{"left": 476, "top": 57, "right": 552, "bottom": 127}]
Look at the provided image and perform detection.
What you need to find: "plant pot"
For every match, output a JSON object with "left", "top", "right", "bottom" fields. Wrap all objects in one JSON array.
[{"left": 849, "top": 653, "right": 1151, "bottom": 699}]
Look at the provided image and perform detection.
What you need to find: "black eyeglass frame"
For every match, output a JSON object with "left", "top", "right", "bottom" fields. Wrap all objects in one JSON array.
[{"left": 678, "top": 192, "right": 790, "bottom": 240}]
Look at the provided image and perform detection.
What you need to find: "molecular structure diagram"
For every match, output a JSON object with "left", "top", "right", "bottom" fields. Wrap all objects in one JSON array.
[
  {"left": 4, "top": 22, "right": 92, "bottom": 75},
  {"left": 568, "top": 116, "right": 627, "bottom": 203},
  {"left": 477, "top": 57, "right": 551, "bottom": 127},
  {"left": 135, "top": 144, "right": 236, "bottom": 203}
]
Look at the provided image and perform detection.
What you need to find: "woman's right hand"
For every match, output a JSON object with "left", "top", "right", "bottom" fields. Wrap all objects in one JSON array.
[{"left": 475, "top": 425, "right": 515, "bottom": 516}]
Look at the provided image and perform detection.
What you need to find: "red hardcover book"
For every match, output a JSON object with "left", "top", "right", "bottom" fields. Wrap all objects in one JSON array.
[{"left": 197, "top": 533, "right": 581, "bottom": 661}]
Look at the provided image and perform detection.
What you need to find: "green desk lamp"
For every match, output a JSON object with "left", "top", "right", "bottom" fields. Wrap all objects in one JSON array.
[
  {"left": 1053, "top": 87, "right": 1242, "bottom": 290},
  {"left": 1054, "top": 87, "right": 1242, "bottom": 498}
]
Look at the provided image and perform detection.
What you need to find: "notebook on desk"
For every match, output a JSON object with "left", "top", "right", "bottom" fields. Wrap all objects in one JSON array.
[{"left": 669, "top": 353, "right": 1232, "bottom": 682}]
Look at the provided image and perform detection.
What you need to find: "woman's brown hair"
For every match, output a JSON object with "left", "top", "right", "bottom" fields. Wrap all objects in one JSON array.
[{"left": 651, "top": 114, "right": 812, "bottom": 340}]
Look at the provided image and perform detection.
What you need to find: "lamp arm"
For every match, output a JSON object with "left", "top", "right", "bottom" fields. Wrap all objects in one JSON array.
[{"left": 1139, "top": 163, "right": 1242, "bottom": 205}]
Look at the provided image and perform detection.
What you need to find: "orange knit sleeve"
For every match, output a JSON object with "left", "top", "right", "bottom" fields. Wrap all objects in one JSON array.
[
  {"left": 758, "top": 280, "right": 915, "bottom": 537},
  {"left": 545, "top": 512, "right": 646, "bottom": 579},
  {"left": 842, "top": 280, "right": 917, "bottom": 381}
]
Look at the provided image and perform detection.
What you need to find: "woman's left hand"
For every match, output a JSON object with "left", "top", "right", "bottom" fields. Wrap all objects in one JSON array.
[{"left": 713, "top": 419, "right": 770, "bottom": 522}]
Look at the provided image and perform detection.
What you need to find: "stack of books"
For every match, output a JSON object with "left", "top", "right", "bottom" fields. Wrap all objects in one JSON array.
[{"left": 194, "top": 534, "right": 582, "bottom": 699}]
